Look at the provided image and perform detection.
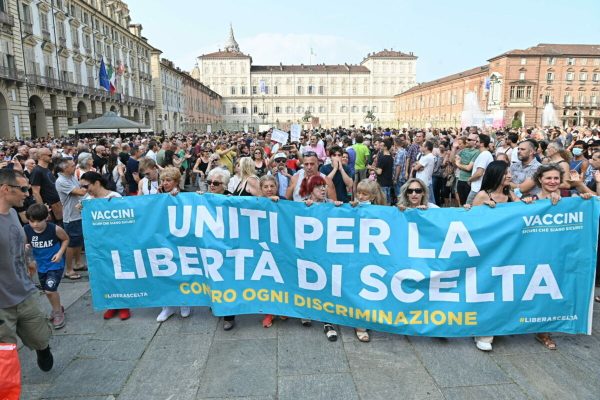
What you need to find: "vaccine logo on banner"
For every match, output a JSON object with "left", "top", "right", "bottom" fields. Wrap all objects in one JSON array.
[
  {"left": 521, "top": 210, "right": 584, "bottom": 234},
  {"left": 90, "top": 208, "right": 136, "bottom": 226}
]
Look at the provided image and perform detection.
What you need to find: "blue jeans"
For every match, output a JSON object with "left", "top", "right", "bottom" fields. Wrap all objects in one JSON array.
[
  {"left": 394, "top": 179, "right": 406, "bottom": 204},
  {"left": 381, "top": 186, "right": 392, "bottom": 205}
]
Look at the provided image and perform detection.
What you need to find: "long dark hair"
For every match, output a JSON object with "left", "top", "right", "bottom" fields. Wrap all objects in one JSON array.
[
  {"left": 163, "top": 150, "right": 175, "bottom": 167},
  {"left": 80, "top": 171, "right": 108, "bottom": 189},
  {"left": 480, "top": 160, "right": 510, "bottom": 195}
]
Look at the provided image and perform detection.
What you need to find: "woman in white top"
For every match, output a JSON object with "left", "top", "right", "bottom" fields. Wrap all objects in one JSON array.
[
  {"left": 137, "top": 157, "right": 160, "bottom": 195},
  {"left": 153, "top": 167, "right": 191, "bottom": 322},
  {"left": 79, "top": 171, "right": 129, "bottom": 321}
]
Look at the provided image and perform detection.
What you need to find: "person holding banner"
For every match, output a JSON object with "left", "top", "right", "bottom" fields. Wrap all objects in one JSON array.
[
  {"left": 397, "top": 178, "right": 439, "bottom": 211},
  {"left": 153, "top": 167, "right": 192, "bottom": 322},
  {"left": 302, "top": 175, "right": 342, "bottom": 341},
  {"left": 350, "top": 179, "right": 387, "bottom": 342},
  {"left": 468, "top": 161, "right": 519, "bottom": 350},
  {"left": 526, "top": 163, "right": 594, "bottom": 349},
  {"left": 79, "top": 172, "right": 131, "bottom": 321}
]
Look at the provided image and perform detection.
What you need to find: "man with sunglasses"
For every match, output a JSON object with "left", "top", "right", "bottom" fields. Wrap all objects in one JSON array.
[
  {"left": 0, "top": 169, "right": 54, "bottom": 372},
  {"left": 271, "top": 152, "right": 293, "bottom": 198}
]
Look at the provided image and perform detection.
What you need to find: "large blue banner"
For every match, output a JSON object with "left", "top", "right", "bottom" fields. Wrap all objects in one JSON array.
[{"left": 82, "top": 194, "right": 599, "bottom": 337}]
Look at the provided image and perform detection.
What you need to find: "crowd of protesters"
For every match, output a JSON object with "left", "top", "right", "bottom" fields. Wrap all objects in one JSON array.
[{"left": 2, "top": 123, "right": 600, "bottom": 371}]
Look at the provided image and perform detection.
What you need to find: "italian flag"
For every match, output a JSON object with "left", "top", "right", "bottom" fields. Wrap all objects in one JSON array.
[{"left": 107, "top": 64, "right": 116, "bottom": 94}]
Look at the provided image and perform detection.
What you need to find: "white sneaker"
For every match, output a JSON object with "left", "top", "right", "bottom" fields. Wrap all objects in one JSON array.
[
  {"left": 475, "top": 339, "right": 492, "bottom": 351},
  {"left": 156, "top": 307, "right": 175, "bottom": 322},
  {"left": 180, "top": 306, "right": 191, "bottom": 318}
]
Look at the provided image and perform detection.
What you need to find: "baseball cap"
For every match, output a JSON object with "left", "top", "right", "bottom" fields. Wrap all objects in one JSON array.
[{"left": 273, "top": 152, "right": 287, "bottom": 160}]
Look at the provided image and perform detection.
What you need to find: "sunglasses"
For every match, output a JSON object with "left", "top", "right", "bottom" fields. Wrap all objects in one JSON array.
[
  {"left": 8, "top": 185, "right": 30, "bottom": 193},
  {"left": 207, "top": 180, "right": 222, "bottom": 186},
  {"left": 406, "top": 188, "right": 424, "bottom": 194},
  {"left": 275, "top": 159, "right": 286, "bottom": 163}
]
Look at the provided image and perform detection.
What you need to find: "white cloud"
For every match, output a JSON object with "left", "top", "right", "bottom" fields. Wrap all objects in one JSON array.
[{"left": 176, "top": 32, "right": 372, "bottom": 70}]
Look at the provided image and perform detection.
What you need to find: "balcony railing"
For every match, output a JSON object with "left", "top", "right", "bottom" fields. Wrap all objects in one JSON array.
[
  {"left": 0, "top": 66, "right": 25, "bottom": 81},
  {"left": 41, "top": 29, "right": 51, "bottom": 41},
  {"left": 23, "top": 74, "right": 157, "bottom": 107},
  {"left": 546, "top": 79, "right": 554, "bottom": 85},
  {"left": 58, "top": 36, "right": 67, "bottom": 47}
]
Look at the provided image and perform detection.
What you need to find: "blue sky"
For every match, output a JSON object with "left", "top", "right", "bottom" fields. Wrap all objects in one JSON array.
[{"left": 126, "top": 0, "right": 600, "bottom": 82}]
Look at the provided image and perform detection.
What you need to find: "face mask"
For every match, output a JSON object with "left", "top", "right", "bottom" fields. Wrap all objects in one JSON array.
[{"left": 573, "top": 148, "right": 583, "bottom": 156}]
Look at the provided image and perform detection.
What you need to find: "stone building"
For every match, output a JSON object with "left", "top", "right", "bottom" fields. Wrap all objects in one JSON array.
[
  {"left": 191, "top": 25, "right": 417, "bottom": 129},
  {"left": 395, "top": 44, "right": 600, "bottom": 129},
  {"left": 0, "top": 0, "right": 156, "bottom": 139},
  {"left": 151, "top": 52, "right": 222, "bottom": 134}
]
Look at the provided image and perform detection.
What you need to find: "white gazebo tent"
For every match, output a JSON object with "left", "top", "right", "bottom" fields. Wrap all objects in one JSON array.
[{"left": 67, "top": 112, "right": 152, "bottom": 135}]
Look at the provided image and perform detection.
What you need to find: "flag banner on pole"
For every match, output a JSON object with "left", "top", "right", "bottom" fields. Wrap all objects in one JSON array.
[
  {"left": 82, "top": 195, "right": 599, "bottom": 337},
  {"left": 99, "top": 58, "right": 110, "bottom": 91}
]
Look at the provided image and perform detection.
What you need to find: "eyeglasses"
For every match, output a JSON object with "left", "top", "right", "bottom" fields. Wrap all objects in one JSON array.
[
  {"left": 7, "top": 185, "right": 30, "bottom": 193},
  {"left": 275, "top": 159, "right": 286, "bottom": 163},
  {"left": 80, "top": 184, "right": 90, "bottom": 189},
  {"left": 406, "top": 188, "right": 424, "bottom": 194},
  {"left": 207, "top": 180, "right": 222, "bottom": 186},
  {"left": 467, "top": 138, "right": 478, "bottom": 142}
]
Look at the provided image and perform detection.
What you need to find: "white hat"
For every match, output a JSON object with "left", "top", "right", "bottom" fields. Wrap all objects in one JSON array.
[{"left": 273, "top": 152, "right": 287, "bottom": 160}]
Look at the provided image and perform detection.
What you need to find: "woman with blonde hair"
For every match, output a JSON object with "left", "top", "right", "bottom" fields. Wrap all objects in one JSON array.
[
  {"left": 232, "top": 157, "right": 261, "bottom": 196},
  {"left": 397, "top": 178, "right": 439, "bottom": 211},
  {"left": 154, "top": 166, "right": 191, "bottom": 322}
]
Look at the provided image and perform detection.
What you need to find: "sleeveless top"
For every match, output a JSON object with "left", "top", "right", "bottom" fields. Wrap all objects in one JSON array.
[
  {"left": 24, "top": 223, "right": 65, "bottom": 273},
  {"left": 255, "top": 160, "right": 267, "bottom": 177},
  {"left": 233, "top": 177, "right": 258, "bottom": 197},
  {"left": 196, "top": 159, "right": 209, "bottom": 175}
]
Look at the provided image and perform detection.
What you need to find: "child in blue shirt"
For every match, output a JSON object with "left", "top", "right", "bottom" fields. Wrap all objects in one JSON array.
[{"left": 24, "top": 204, "right": 69, "bottom": 329}]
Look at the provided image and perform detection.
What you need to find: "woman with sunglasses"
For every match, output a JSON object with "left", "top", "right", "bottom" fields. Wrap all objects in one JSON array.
[
  {"left": 397, "top": 178, "right": 439, "bottom": 211},
  {"left": 252, "top": 148, "right": 269, "bottom": 178},
  {"left": 79, "top": 171, "right": 131, "bottom": 321},
  {"left": 151, "top": 167, "right": 192, "bottom": 323}
]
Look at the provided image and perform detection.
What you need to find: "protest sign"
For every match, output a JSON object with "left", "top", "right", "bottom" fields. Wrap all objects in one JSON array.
[
  {"left": 290, "top": 124, "right": 301, "bottom": 142},
  {"left": 271, "top": 129, "right": 289, "bottom": 144},
  {"left": 82, "top": 195, "right": 598, "bottom": 337}
]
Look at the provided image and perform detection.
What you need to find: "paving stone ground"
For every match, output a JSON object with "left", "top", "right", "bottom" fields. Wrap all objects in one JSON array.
[{"left": 18, "top": 278, "right": 600, "bottom": 400}]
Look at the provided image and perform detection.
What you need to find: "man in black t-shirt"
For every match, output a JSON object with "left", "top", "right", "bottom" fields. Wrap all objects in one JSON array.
[
  {"left": 29, "top": 148, "right": 63, "bottom": 224},
  {"left": 319, "top": 146, "right": 353, "bottom": 203},
  {"left": 371, "top": 138, "right": 394, "bottom": 205}
]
